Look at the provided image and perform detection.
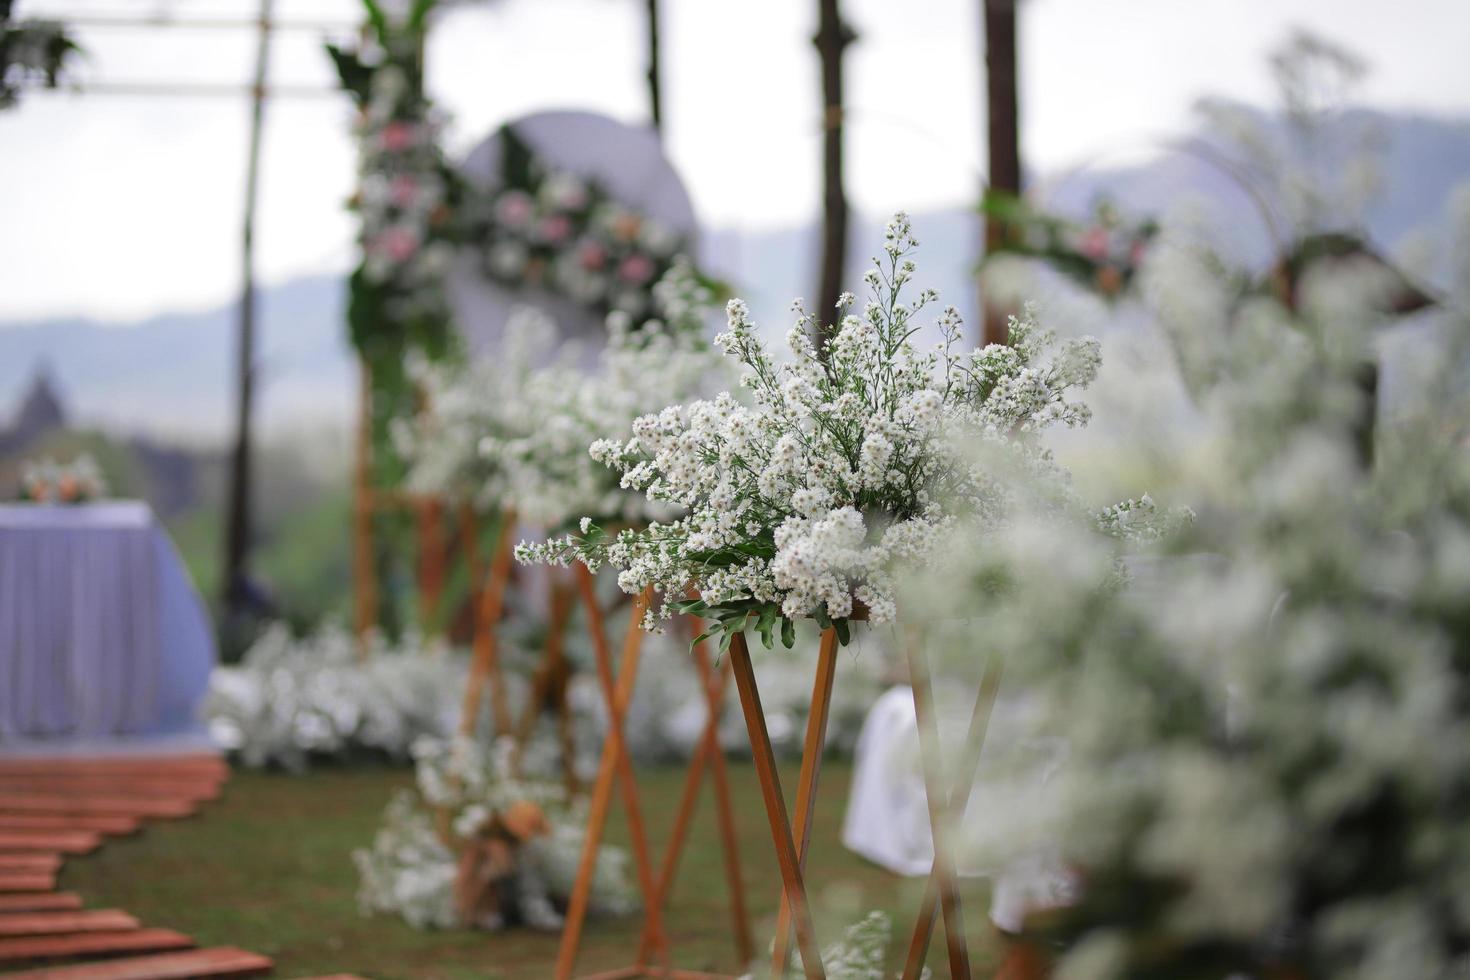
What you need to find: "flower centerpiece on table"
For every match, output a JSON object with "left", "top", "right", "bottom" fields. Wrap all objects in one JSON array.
[
  {"left": 18, "top": 454, "right": 106, "bottom": 504},
  {"left": 517, "top": 213, "right": 1105, "bottom": 650}
]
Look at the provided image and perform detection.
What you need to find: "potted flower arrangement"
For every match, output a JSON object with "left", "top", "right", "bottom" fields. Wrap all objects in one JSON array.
[{"left": 518, "top": 212, "right": 1103, "bottom": 651}]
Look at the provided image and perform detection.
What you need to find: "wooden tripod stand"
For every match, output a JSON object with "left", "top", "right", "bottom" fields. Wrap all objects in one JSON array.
[
  {"left": 726, "top": 623, "right": 1005, "bottom": 979},
  {"left": 553, "top": 568, "right": 753, "bottom": 980}
]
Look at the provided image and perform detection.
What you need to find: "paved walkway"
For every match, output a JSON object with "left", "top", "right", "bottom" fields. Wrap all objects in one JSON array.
[{"left": 0, "top": 752, "right": 363, "bottom": 980}]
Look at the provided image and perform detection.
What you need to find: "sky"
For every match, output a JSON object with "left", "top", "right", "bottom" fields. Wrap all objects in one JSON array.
[{"left": 2, "top": 0, "right": 1469, "bottom": 322}]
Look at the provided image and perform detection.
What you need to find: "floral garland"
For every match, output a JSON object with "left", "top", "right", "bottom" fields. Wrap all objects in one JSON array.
[
  {"left": 517, "top": 213, "right": 1105, "bottom": 649},
  {"left": 328, "top": 3, "right": 460, "bottom": 483},
  {"left": 18, "top": 454, "right": 105, "bottom": 504},
  {"left": 981, "top": 191, "right": 1158, "bottom": 300},
  {"left": 465, "top": 125, "right": 693, "bottom": 324}
]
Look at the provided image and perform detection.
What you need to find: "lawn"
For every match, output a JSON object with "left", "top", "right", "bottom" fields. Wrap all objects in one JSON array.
[{"left": 61, "top": 762, "right": 1001, "bottom": 979}]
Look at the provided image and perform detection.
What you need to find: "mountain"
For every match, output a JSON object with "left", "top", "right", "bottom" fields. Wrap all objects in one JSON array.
[{"left": 1, "top": 109, "right": 1467, "bottom": 443}]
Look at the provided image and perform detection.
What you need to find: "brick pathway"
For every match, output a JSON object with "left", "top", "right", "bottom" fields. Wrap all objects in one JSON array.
[{"left": 0, "top": 754, "right": 364, "bottom": 980}]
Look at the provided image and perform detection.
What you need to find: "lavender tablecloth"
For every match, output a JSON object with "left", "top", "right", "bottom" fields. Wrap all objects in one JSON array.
[{"left": 0, "top": 502, "right": 215, "bottom": 738}]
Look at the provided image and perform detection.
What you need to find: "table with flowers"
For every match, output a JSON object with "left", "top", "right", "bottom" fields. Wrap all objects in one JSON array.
[{"left": 0, "top": 501, "right": 215, "bottom": 738}]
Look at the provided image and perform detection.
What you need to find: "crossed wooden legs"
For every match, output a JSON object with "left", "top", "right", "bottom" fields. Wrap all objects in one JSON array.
[
  {"left": 728, "top": 626, "right": 1004, "bottom": 980},
  {"left": 555, "top": 569, "right": 751, "bottom": 980}
]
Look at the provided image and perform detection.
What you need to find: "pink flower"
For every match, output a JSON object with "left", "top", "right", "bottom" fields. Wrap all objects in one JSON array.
[
  {"left": 578, "top": 241, "right": 607, "bottom": 271},
  {"left": 618, "top": 253, "right": 655, "bottom": 284},
  {"left": 372, "top": 226, "right": 420, "bottom": 263},
  {"left": 1078, "top": 227, "right": 1110, "bottom": 261},
  {"left": 495, "top": 191, "right": 534, "bottom": 229},
  {"left": 380, "top": 121, "right": 419, "bottom": 153},
  {"left": 539, "top": 214, "right": 572, "bottom": 244},
  {"left": 390, "top": 175, "right": 420, "bottom": 208}
]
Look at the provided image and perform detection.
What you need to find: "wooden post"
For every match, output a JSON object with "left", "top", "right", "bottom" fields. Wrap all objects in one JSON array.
[
  {"left": 644, "top": 0, "right": 662, "bottom": 135},
  {"left": 221, "top": 0, "right": 274, "bottom": 629},
  {"left": 728, "top": 630, "right": 828, "bottom": 980},
  {"left": 982, "top": 0, "right": 1021, "bottom": 346},
  {"left": 812, "top": 0, "right": 855, "bottom": 347},
  {"left": 460, "top": 510, "right": 517, "bottom": 739}
]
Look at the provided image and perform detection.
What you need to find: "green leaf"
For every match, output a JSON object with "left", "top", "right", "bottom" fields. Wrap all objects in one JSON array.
[
  {"left": 756, "top": 605, "right": 777, "bottom": 649},
  {"left": 718, "top": 628, "right": 737, "bottom": 657},
  {"left": 815, "top": 608, "right": 833, "bottom": 631},
  {"left": 781, "top": 616, "right": 796, "bottom": 649},
  {"left": 834, "top": 618, "right": 851, "bottom": 646}
]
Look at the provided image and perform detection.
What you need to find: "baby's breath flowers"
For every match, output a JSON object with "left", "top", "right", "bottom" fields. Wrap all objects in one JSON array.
[
  {"left": 517, "top": 213, "right": 1103, "bottom": 648},
  {"left": 396, "top": 260, "right": 723, "bottom": 530}
]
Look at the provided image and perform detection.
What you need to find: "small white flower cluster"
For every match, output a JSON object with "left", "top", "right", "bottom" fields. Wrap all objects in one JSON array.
[
  {"left": 18, "top": 453, "right": 106, "bottom": 504},
  {"left": 521, "top": 213, "right": 1101, "bottom": 637},
  {"left": 399, "top": 260, "right": 724, "bottom": 530},
  {"left": 204, "top": 623, "right": 462, "bottom": 771},
  {"left": 353, "top": 733, "right": 636, "bottom": 932}
]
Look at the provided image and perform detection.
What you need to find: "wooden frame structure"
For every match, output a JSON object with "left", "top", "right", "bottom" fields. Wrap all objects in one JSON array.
[
  {"left": 554, "top": 567, "right": 753, "bottom": 980},
  {"left": 725, "top": 622, "right": 1005, "bottom": 979}
]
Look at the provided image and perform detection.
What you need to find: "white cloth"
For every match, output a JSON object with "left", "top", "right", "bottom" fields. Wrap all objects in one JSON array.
[{"left": 841, "top": 683, "right": 1077, "bottom": 930}]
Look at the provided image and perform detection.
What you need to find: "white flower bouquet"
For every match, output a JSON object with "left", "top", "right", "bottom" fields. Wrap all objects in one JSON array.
[
  {"left": 396, "top": 260, "right": 724, "bottom": 531},
  {"left": 518, "top": 214, "right": 1103, "bottom": 649}
]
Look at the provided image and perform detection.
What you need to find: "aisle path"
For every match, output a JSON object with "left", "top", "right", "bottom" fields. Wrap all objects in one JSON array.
[{"left": 0, "top": 753, "right": 364, "bottom": 980}]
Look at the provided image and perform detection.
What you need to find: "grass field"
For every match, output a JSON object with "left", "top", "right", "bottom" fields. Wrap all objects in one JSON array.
[{"left": 61, "top": 762, "right": 1001, "bottom": 979}]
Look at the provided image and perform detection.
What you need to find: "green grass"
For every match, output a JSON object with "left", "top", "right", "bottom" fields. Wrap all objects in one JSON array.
[{"left": 62, "top": 763, "right": 999, "bottom": 979}]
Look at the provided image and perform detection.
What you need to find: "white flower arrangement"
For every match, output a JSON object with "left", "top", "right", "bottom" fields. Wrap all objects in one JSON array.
[
  {"left": 204, "top": 623, "right": 464, "bottom": 771},
  {"left": 905, "top": 176, "right": 1470, "bottom": 979},
  {"left": 396, "top": 259, "right": 725, "bottom": 531},
  {"left": 518, "top": 213, "right": 1103, "bottom": 648},
  {"left": 354, "top": 734, "right": 637, "bottom": 932}
]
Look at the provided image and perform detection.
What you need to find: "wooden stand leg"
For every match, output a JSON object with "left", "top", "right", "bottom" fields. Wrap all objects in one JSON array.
[
  {"left": 770, "top": 628, "right": 839, "bottom": 975},
  {"left": 461, "top": 509, "right": 516, "bottom": 739},
  {"left": 555, "top": 574, "right": 660, "bottom": 980},
  {"left": 511, "top": 569, "right": 578, "bottom": 793},
  {"left": 901, "top": 651, "right": 1004, "bottom": 977},
  {"left": 352, "top": 363, "right": 377, "bottom": 654},
  {"left": 418, "top": 497, "right": 447, "bottom": 635},
  {"left": 635, "top": 632, "right": 753, "bottom": 968},
  {"left": 900, "top": 629, "right": 984, "bottom": 980},
  {"left": 728, "top": 630, "right": 827, "bottom": 980}
]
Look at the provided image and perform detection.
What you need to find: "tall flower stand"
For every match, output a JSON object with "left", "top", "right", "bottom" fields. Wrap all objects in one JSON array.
[
  {"left": 726, "top": 622, "right": 1005, "bottom": 980},
  {"left": 554, "top": 568, "right": 753, "bottom": 980}
]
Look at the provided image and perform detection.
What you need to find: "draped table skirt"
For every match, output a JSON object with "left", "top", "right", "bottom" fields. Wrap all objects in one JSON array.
[{"left": 0, "top": 502, "right": 215, "bottom": 738}]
